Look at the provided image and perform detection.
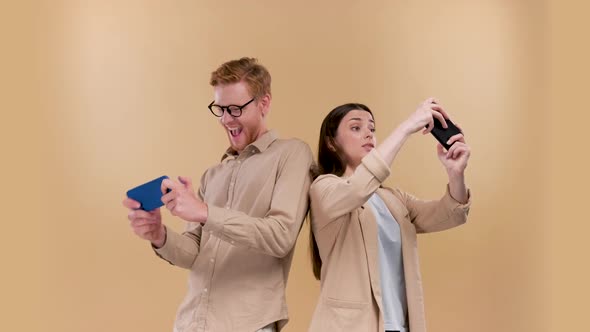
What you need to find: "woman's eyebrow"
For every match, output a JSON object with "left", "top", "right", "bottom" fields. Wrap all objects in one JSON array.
[{"left": 348, "top": 117, "right": 375, "bottom": 123}]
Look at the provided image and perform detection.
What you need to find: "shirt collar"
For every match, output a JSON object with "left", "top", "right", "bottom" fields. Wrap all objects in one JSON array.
[{"left": 221, "top": 130, "right": 278, "bottom": 161}]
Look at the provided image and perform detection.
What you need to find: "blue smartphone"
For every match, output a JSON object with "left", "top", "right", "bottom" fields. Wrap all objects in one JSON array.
[{"left": 126, "top": 175, "right": 170, "bottom": 211}]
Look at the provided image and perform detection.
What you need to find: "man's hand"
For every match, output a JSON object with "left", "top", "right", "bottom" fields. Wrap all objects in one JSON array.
[
  {"left": 161, "top": 176, "right": 208, "bottom": 223},
  {"left": 122, "top": 198, "right": 166, "bottom": 248}
]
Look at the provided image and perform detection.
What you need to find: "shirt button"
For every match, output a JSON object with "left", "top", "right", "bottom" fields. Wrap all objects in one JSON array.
[
  {"left": 210, "top": 258, "right": 214, "bottom": 263},
  {"left": 203, "top": 288, "right": 208, "bottom": 293},
  {"left": 231, "top": 240, "right": 235, "bottom": 244},
  {"left": 237, "top": 160, "right": 241, "bottom": 164}
]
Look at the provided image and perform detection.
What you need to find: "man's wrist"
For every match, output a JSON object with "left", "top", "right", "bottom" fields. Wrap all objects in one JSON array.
[
  {"left": 151, "top": 226, "right": 167, "bottom": 249},
  {"left": 197, "top": 203, "right": 209, "bottom": 224}
]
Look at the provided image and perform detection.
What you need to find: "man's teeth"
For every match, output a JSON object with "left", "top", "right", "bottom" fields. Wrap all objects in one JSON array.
[{"left": 229, "top": 128, "right": 241, "bottom": 136}]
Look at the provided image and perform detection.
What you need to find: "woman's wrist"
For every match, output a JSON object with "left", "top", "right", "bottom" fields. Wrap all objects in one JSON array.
[{"left": 395, "top": 121, "right": 413, "bottom": 138}]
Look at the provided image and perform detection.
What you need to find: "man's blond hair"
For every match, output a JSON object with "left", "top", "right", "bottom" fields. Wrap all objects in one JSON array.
[{"left": 210, "top": 57, "right": 271, "bottom": 98}]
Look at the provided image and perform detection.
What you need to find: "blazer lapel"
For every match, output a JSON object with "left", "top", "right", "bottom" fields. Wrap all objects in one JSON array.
[
  {"left": 358, "top": 200, "right": 383, "bottom": 315},
  {"left": 375, "top": 188, "right": 409, "bottom": 225}
]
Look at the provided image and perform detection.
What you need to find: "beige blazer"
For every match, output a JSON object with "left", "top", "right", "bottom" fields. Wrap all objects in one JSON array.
[{"left": 308, "top": 149, "right": 471, "bottom": 332}]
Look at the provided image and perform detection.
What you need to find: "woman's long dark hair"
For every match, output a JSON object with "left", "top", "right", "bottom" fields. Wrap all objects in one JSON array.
[{"left": 309, "top": 103, "right": 374, "bottom": 280}]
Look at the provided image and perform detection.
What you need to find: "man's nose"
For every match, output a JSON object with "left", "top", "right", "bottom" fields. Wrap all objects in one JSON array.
[{"left": 220, "top": 109, "right": 233, "bottom": 124}]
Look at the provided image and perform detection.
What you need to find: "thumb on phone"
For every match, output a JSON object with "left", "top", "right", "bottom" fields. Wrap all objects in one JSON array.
[
  {"left": 161, "top": 178, "right": 178, "bottom": 194},
  {"left": 178, "top": 176, "right": 193, "bottom": 189}
]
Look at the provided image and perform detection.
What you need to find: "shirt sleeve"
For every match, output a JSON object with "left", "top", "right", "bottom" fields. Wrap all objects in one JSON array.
[
  {"left": 152, "top": 171, "right": 208, "bottom": 268},
  {"left": 203, "top": 140, "right": 313, "bottom": 258}
]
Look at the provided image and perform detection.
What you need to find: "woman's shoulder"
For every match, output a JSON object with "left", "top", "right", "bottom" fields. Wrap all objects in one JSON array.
[{"left": 311, "top": 173, "right": 346, "bottom": 187}]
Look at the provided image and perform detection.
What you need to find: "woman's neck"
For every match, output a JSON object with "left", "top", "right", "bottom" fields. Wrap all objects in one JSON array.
[{"left": 343, "top": 164, "right": 358, "bottom": 177}]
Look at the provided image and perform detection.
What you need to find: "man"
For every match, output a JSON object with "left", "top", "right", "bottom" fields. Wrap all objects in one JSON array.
[{"left": 123, "top": 57, "right": 313, "bottom": 332}]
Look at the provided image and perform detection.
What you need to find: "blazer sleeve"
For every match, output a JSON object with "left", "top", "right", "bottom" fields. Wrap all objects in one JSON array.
[
  {"left": 310, "top": 149, "right": 391, "bottom": 231},
  {"left": 393, "top": 185, "right": 472, "bottom": 234}
]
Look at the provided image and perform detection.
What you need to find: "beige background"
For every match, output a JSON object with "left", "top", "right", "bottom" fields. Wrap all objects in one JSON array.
[{"left": 1, "top": 0, "right": 587, "bottom": 331}]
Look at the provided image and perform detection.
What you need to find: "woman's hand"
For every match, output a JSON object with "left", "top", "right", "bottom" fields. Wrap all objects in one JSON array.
[
  {"left": 399, "top": 97, "right": 450, "bottom": 136},
  {"left": 437, "top": 124, "right": 471, "bottom": 204},
  {"left": 437, "top": 128, "right": 471, "bottom": 176}
]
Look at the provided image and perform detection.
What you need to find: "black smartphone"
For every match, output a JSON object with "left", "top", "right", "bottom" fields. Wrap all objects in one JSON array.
[{"left": 429, "top": 117, "right": 462, "bottom": 150}]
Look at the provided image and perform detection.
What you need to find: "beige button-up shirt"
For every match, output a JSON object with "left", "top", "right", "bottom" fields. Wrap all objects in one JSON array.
[{"left": 155, "top": 130, "right": 313, "bottom": 332}]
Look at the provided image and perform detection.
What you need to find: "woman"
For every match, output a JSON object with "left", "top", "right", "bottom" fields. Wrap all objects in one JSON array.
[{"left": 308, "top": 99, "right": 472, "bottom": 332}]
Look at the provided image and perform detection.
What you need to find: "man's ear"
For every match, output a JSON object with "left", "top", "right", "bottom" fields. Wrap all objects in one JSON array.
[{"left": 259, "top": 93, "right": 271, "bottom": 117}]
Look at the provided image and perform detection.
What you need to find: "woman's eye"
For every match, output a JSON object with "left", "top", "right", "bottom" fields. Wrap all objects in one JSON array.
[
  {"left": 370, "top": 128, "right": 376, "bottom": 132},
  {"left": 351, "top": 126, "right": 360, "bottom": 131}
]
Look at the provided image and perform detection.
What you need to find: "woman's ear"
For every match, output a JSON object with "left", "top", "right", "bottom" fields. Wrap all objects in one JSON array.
[{"left": 326, "top": 138, "right": 337, "bottom": 152}]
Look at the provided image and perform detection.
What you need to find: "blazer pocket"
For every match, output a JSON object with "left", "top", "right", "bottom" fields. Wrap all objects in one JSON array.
[
  {"left": 325, "top": 297, "right": 369, "bottom": 309},
  {"left": 322, "top": 297, "right": 372, "bottom": 330}
]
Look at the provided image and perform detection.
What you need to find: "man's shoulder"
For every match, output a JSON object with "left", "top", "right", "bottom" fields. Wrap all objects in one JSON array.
[
  {"left": 271, "top": 138, "right": 313, "bottom": 164},
  {"left": 271, "top": 137, "right": 312, "bottom": 153}
]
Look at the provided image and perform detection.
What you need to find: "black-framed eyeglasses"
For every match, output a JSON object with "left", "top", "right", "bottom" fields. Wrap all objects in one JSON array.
[{"left": 208, "top": 97, "right": 255, "bottom": 118}]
